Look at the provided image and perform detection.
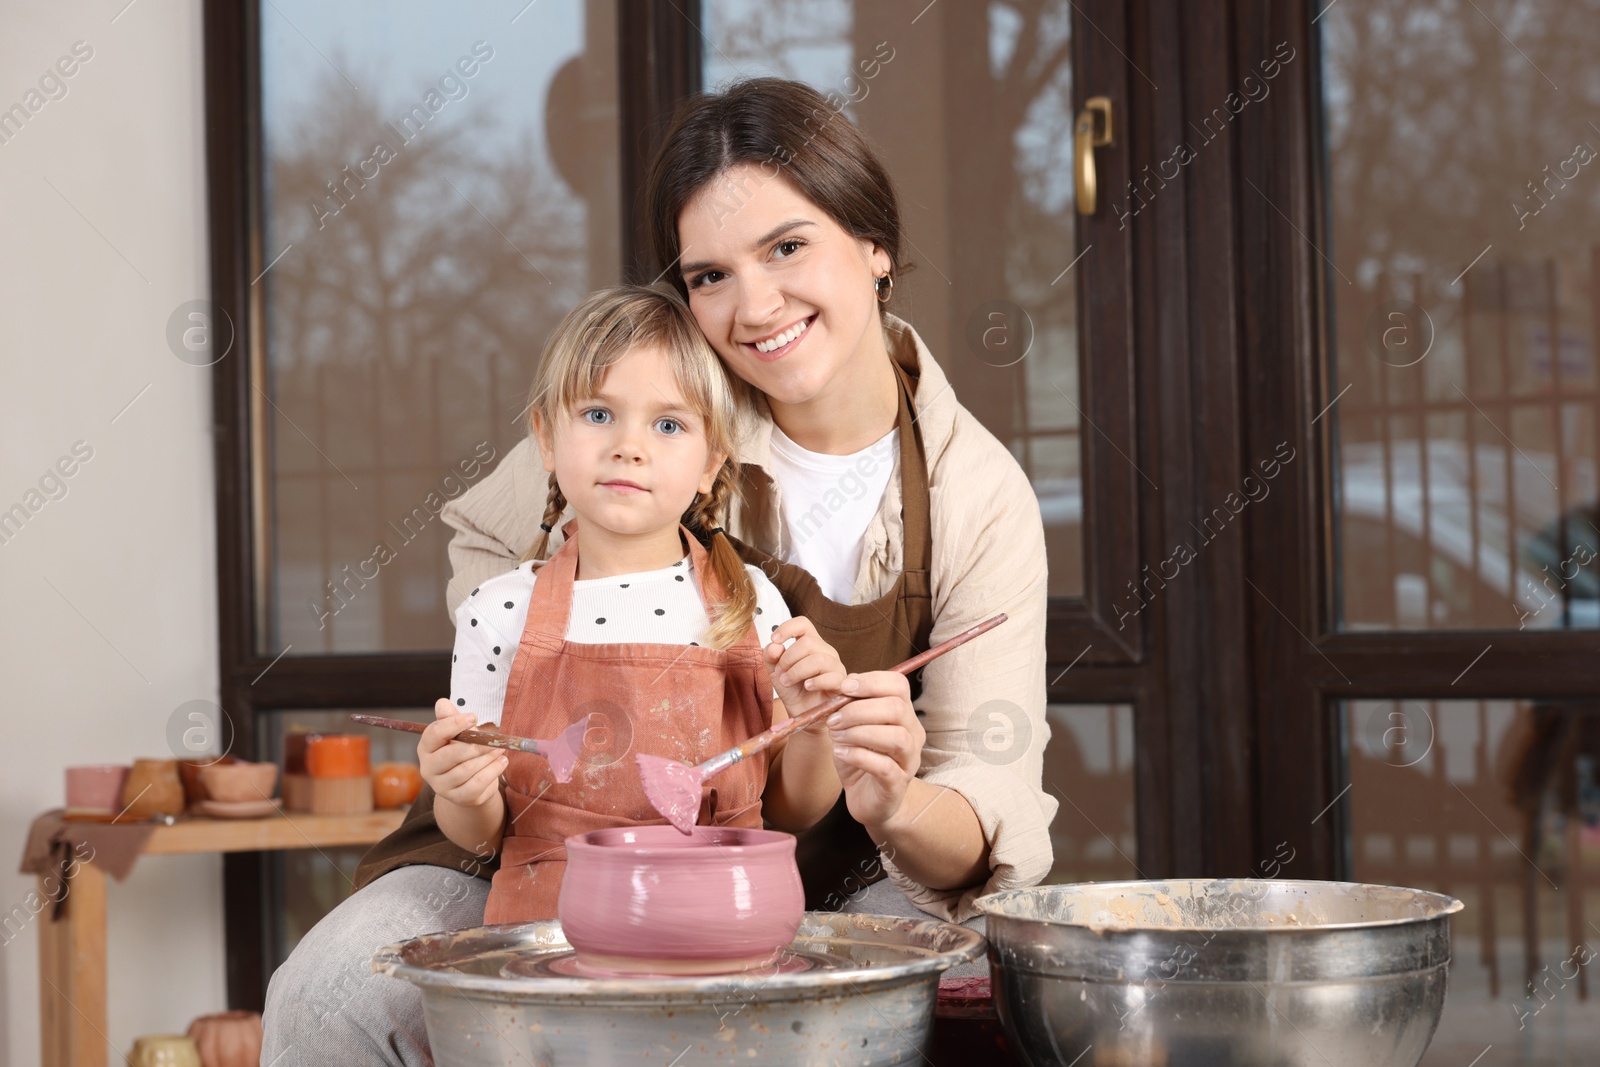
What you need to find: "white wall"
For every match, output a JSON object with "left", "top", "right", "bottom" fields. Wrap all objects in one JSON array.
[{"left": 0, "top": 1, "right": 226, "bottom": 1062}]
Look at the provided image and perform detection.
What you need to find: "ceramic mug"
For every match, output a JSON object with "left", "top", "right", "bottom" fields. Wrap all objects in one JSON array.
[
  {"left": 127, "top": 1033, "right": 201, "bottom": 1067},
  {"left": 65, "top": 764, "right": 129, "bottom": 811}
]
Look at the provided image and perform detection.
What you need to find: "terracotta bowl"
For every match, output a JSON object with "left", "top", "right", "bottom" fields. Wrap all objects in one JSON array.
[
  {"left": 557, "top": 825, "right": 804, "bottom": 975},
  {"left": 178, "top": 755, "right": 238, "bottom": 807},
  {"left": 200, "top": 761, "right": 278, "bottom": 804}
]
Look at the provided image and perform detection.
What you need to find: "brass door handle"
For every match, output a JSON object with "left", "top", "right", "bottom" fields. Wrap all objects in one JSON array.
[{"left": 1075, "top": 96, "right": 1114, "bottom": 216}]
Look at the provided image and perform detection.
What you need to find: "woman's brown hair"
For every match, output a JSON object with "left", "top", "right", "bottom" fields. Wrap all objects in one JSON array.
[
  {"left": 645, "top": 77, "right": 905, "bottom": 300},
  {"left": 518, "top": 285, "right": 757, "bottom": 651}
]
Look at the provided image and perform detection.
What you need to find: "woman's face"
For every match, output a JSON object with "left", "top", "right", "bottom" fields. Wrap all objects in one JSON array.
[{"left": 676, "top": 164, "right": 891, "bottom": 408}]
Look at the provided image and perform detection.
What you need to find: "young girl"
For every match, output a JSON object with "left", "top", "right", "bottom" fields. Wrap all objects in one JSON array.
[{"left": 417, "top": 284, "right": 847, "bottom": 923}]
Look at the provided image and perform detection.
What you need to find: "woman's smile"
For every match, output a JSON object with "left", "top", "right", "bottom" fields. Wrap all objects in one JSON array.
[{"left": 743, "top": 313, "right": 816, "bottom": 362}]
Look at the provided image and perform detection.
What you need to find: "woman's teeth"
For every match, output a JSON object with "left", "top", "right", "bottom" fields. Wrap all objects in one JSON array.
[{"left": 754, "top": 317, "right": 811, "bottom": 353}]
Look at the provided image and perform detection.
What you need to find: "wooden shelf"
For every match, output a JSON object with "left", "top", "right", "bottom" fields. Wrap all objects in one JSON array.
[
  {"left": 38, "top": 807, "right": 407, "bottom": 1067},
  {"left": 142, "top": 810, "right": 405, "bottom": 855}
]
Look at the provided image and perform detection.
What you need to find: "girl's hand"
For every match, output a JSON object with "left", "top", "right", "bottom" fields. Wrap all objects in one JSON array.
[
  {"left": 826, "top": 672, "right": 924, "bottom": 831},
  {"left": 418, "top": 698, "right": 507, "bottom": 809},
  {"left": 764, "top": 616, "right": 847, "bottom": 715}
]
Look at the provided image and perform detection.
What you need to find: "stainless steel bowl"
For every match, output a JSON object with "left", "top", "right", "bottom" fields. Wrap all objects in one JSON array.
[
  {"left": 976, "top": 879, "right": 1463, "bottom": 1067},
  {"left": 373, "top": 912, "right": 985, "bottom": 1066}
]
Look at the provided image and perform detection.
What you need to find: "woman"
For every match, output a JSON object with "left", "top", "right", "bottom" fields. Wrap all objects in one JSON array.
[{"left": 263, "top": 77, "right": 1055, "bottom": 1066}]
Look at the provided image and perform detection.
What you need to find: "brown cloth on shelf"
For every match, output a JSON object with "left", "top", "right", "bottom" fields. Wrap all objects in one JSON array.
[
  {"left": 19, "top": 810, "right": 157, "bottom": 919},
  {"left": 354, "top": 357, "right": 935, "bottom": 910}
]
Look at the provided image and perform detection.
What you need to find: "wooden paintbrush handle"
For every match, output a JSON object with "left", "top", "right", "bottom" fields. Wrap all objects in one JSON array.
[
  {"left": 348, "top": 713, "right": 529, "bottom": 753},
  {"left": 726, "top": 613, "right": 1009, "bottom": 764}
]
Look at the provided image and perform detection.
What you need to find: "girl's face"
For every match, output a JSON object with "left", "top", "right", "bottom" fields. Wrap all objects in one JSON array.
[
  {"left": 676, "top": 165, "right": 891, "bottom": 407},
  {"left": 534, "top": 345, "right": 726, "bottom": 541}
]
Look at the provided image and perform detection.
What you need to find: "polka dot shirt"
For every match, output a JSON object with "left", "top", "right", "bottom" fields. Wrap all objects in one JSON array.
[{"left": 449, "top": 553, "right": 793, "bottom": 725}]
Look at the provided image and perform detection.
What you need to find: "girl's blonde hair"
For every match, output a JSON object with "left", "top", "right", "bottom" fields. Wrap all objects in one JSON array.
[{"left": 518, "top": 284, "right": 758, "bottom": 651}]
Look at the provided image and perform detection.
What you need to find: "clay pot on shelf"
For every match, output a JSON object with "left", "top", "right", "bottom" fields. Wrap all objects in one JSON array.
[
  {"left": 178, "top": 755, "right": 239, "bottom": 808},
  {"left": 305, "top": 735, "right": 373, "bottom": 814},
  {"left": 127, "top": 1033, "right": 201, "bottom": 1067},
  {"left": 185, "top": 1010, "right": 262, "bottom": 1067},
  {"left": 199, "top": 761, "right": 278, "bottom": 804},
  {"left": 372, "top": 762, "right": 422, "bottom": 809},
  {"left": 65, "top": 764, "right": 130, "bottom": 812},
  {"left": 120, "top": 760, "right": 186, "bottom": 820},
  {"left": 306, "top": 734, "right": 370, "bottom": 777},
  {"left": 558, "top": 825, "right": 804, "bottom": 975}
]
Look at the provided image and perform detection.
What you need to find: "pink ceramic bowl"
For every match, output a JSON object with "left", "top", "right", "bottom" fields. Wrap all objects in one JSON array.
[{"left": 558, "top": 826, "right": 804, "bottom": 975}]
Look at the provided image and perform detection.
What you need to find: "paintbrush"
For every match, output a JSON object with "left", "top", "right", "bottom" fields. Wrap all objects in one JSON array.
[
  {"left": 349, "top": 713, "right": 593, "bottom": 784},
  {"left": 637, "top": 613, "right": 1008, "bottom": 833}
]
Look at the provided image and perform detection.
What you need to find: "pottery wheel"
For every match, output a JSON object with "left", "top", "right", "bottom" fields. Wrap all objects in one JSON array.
[{"left": 373, "top": 912, "right": 986, "bottom": 1066}]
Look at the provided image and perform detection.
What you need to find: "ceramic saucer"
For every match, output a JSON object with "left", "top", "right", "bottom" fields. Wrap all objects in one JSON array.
[{"left": 196, "top": 798, "right": 282, "bottom": 819}]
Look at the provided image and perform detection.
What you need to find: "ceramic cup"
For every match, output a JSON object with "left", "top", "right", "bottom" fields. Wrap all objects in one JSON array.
[
  {"left": 305, "top": 734, "right": 370, "bottom": 778},
  {"left": 558, "top": 825, "right": 804, "bottom": 975},
  {"left": 127, "top": 1033, "right": 201, "bottom": 1067},
  {"left": 65, "top": 764, "right": 129, "bottom": 811}
]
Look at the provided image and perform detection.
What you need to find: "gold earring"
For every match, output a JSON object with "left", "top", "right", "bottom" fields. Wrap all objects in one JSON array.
[{"left": 875, "top": 273, "right": 894, "bottom": 303}]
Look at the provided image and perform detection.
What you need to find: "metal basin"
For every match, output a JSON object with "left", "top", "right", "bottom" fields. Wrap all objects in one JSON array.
[
  {"left": 373, "top": 912, "right": 985, "bottom": 1066},
  {"left": 976, "top": 879, "right": 1463, "bottom": 1067}
]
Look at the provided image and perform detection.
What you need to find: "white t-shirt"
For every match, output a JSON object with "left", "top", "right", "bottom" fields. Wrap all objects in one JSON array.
[
  {"left": 449, "top": 553, "right": 793, "bottom": 725},
  {"left": 766, "top": 425, "right": 898, "bottom": 604}
]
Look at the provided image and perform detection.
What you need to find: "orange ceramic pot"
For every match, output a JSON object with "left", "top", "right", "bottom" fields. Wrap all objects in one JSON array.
[
  {"left": 372, "top": 762, "right": 422, "bottom": 809},
  {"left": 305, "top": 735, "right": 370, "bottom": 778},
  {"left": 185, "top": 1011, "right": 262, "bottom": 1067},
  {"left": 121, "top": 760, "right": 186, "bottom": 819}
]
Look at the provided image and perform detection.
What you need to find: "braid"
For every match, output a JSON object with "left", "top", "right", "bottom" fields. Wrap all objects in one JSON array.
[
  {"left": 689, "top": 464, "right": 757, "bottom": 650},
  {"left": 520, "top": 475, "right": 567, "bottom": 564}
]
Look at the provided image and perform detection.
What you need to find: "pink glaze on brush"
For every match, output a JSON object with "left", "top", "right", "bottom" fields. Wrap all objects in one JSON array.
[
  {"left": 636, "top": 612, "right": 1011, "bottom": 832},
  {"left": 541, "top": 715, "right": 592, "bottom": 784},
  {"left": 636, "top": 753, "right": 704, "bottom": 833},
  {"left": 557, "top": 825, "right": 804, "bottom": 974}
]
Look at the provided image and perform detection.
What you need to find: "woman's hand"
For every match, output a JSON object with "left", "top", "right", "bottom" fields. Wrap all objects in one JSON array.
[
  {"left": 826, "top": 671, "right": 924, "bottom": 832},
  {"left": 764, "top": 616, "right": 848, "bottom": 715},
  {"left": 418, "top": 698, "right": 507, "bottom": 809}
]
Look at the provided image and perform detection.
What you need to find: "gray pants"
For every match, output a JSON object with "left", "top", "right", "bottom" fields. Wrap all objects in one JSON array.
[
  {"left": 260, "top": 866, "right": 985, "bottom": 1065},
  {"left": 261, "top": 865, "right": 490, "bottom": 1067}
]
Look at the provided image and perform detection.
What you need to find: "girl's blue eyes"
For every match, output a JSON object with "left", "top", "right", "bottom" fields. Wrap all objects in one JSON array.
[{"left": 577, "top": 409, "right": 685, "bottom": 435}]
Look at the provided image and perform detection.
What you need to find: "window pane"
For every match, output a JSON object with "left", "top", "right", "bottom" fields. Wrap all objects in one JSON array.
[
  {"left": 1045, "top": 704, "right": 1138, "bottom": 882},
  {"left": 1323, "top": 2, "right": 1600, "bottom": 631},
  {"left": 260, "top": 2, "right": 621, "bottom": 653},
  {"left": 1341, "top": 698, "right": 1600, "bottom": 1064},
  {"left": 702, "top": 0, "right": 1085, "bottom": 596}
]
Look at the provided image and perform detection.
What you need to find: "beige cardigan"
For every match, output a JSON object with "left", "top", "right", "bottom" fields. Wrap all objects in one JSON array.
[{"left": 439, "top": 314, "right": 1057, "bottom": 922}]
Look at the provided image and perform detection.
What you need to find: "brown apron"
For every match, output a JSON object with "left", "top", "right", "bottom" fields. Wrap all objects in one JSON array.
[
  {"left": 479, "top": 525, "right": 770, "bottom": 923},
  {"left": 355, "top": 353, "right": 934, "bottom": 910},
  {"left": 731, "top": 357, "right": 935, "bottom": 908}
]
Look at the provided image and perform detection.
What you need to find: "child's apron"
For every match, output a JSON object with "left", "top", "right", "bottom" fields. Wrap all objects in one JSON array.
[
  {"left": 353, "top": 346, "right": 934, "bottom": 912},
  {"left": 481, "top": 524, "right": 772, "bottom": 924}
]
